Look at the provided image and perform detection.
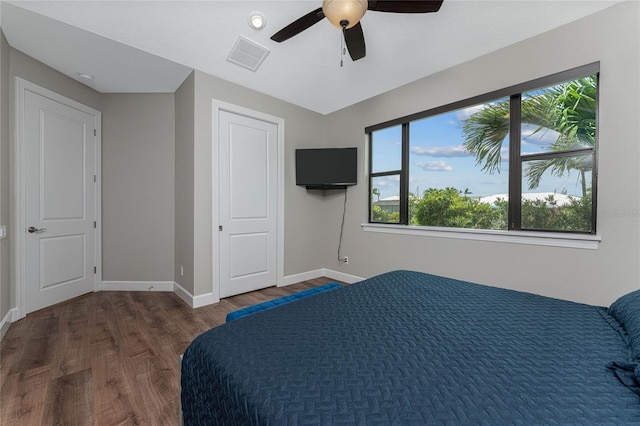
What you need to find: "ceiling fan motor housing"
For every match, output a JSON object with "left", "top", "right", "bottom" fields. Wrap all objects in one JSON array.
[{"left": 322, "top": 0, "right": 368, "bottom": 29}]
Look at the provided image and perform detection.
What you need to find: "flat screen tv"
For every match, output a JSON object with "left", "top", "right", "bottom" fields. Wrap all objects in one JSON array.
[{"left": 296, "top": 148, "right": 357, "bottom": 190}]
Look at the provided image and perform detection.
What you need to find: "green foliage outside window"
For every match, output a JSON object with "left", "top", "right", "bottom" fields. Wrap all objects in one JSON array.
[
  {"left": 412, "top": 188, "right": 504, "bottom": 229},
  {"left": 371, "top": 204, "right": 400, "bottom": 223},
  {"left": 396, "top": 187, "right": 591, "bottom": 231},
  {"left": 520, "top": 191, "right": 592, "bottom": 231}
]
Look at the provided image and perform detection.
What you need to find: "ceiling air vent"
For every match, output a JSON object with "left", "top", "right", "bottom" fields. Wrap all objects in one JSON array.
[{"left": 227, "top": 36, "right": 270, "bottom": 72}]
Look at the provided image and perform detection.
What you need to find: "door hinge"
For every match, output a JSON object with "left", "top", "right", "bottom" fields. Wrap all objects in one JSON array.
[
  {"left": 94, "top": 129, "right": 97, "bottom": 137},
  {"left": 94, "top": 221, "right": 97, "bottom": 228},
  {"left": 219, "top": 225, "right": 223, "bottom": 231},
  {"left": 94, "top": 175, "right": 96, "bottom": 183},
  {"left": 94, "top": 266, "right": 97, "bottom": 274}
]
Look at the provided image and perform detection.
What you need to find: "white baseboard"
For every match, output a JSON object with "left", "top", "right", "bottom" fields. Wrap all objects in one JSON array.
[
  {"left": 0, "top": 308, "right": 18, "bottom": 341},
  {"left": 173, "top": 281, "right": 193, "bottom": 307},
  {"left": 281, "top": 269, "right": 326, "bottom": 286},
  {"left": 321, "top": 268, "right": 364, "bottom": 284},
  {"left": 281, "top": 268, "right": 364, "bottom": 287},
  {"left": 192, "top": 292, "right": 218, "bottom": 309},
  {"left": 101, "top": 281, "right": 175, "bottom": 292},
  {"left": 173, "top": 281, "right": 218, "bottom": 309}
]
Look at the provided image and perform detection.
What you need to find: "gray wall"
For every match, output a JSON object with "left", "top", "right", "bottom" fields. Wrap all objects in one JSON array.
[
  {"left": 0, "top": 30, "right": 10, "bottom": 321},
  {"left": 181, "top": 71, "right": 328, "bottom": 297},
  {"left": 321, "top": 1, "right": 640, "bottom": 306},
  {"left": 174, "top": 72, "right": 195, "bottom": 293},
  {"left": 102, "top": 93, "right": 175, "bottom": 282}
]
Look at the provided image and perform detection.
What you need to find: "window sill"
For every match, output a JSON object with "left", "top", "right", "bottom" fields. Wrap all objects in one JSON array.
[{"left": 361, "top": 223, "right": 601, "bottom": 250}]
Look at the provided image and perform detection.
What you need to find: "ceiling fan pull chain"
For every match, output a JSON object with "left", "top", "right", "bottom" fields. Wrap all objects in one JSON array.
[{"left": 340, "top": 22, "right": 347, "bottom": 67}]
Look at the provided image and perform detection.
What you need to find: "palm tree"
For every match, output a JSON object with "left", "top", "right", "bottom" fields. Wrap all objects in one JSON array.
[
  {"left": 461, "top": 101, "right": 510, "bottom": 174},
  {"left": 372, "top": 187, "right": 381, "bottom": 202},
  {"left": 462, "top": 76, "right": 597, "bottom": 197}
]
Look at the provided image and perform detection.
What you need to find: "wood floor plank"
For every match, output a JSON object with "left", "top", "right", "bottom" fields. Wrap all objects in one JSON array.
[
  {"left": 0, "top": 323, "right": 27, "bottom": 384},
  {"left": 54, "top": 298, "right": 92, "bottom": 378},
  {"left": 91, "top": 353, "right": 144, "bottom": 425},
  {"left": 0, "top": 369, "right": 51, "bottom": 425},
  {"left": 43, "top": 368, "right": 94, "bottom": 425},
  {"left": 0, "top": 277, "right": 342, "bottom": 425},
  {"left": 9, "top": 311, "right": 61, "bottom": 375},
  {"left": 89, "top": 292, "right": 123, "bottom": 358},
  {"left": 130, "top": 352, "right": 180, "bottom": 423}
]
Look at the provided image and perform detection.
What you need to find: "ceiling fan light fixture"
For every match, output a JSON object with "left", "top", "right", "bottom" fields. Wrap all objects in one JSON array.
[{"left": 322, "top": 0, "right": 367, "bottom": 29}]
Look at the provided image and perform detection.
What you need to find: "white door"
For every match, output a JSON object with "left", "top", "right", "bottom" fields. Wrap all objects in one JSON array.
[
  {"left": 23, "top": 88, "right": 98, "bottom": 313},
  {"left": 218, "top": 110, "right": 278, "bottom": 298}
]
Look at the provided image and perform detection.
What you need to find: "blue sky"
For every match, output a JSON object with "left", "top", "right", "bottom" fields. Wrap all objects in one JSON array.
[{"left": 371, "top": 100, "right": 590, "bottom": 201}]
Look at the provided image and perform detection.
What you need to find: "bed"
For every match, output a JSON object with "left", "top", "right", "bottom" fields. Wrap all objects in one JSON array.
[{"left": 181, "top": 270, "right": 640, "bottom": 424}]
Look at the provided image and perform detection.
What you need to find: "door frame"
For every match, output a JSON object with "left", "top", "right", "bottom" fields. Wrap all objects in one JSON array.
[
  {"left": 13, "top": 77, "right": 102, "bottom": 319},
  {"left": 212, "top": 100, "right": 284, "bottom": 299}
]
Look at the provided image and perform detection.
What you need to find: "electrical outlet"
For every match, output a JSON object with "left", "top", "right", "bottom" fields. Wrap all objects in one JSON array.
[{"left": 340, "top": 256, "right": 349, "bottom": 264}]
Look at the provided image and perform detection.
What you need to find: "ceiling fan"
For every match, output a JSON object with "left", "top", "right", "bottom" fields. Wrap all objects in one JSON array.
[{"left": 270, "top": 0, "right": 444, "bottom": 62}]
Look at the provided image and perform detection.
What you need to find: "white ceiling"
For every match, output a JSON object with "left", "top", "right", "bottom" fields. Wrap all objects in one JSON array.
[{"left": 0, "top": 0, "right": 621, "bottom": 114}]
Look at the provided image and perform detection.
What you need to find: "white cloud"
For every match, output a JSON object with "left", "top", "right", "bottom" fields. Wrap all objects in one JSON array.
[
  {"left": 501, "top": 146, "right": 510, "bottom": 163},
  {"left": 371, "top": 175, "right": 400, "bottom": 200},
  {"left": 410, "top": 145, "right": 471, "bottom": 157},
  {"left": 456, "top": 104, "right": 486, "bottom": 121},
  {"left": 372, "top": 175, "right": 399, "bottom": 187},
  {"left": 415, "top": 160, "right": 453, "bottom": 172},
  {"left": 521, "top": 124, "right": 560, "bottom": 147}
]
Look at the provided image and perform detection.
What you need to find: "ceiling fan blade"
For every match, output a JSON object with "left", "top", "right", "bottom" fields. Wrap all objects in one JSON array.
[
  {"left": 344, "top": 22, "right": 366, "bottom": 61},
  {"left": 367, "top": 0, "right": 443, "bottom": 13},
  {"left": 271, "top": 7, "right": 325, "bottom": 42}
]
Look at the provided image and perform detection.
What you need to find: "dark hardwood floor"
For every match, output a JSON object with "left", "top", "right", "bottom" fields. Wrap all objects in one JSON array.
[{"left": 0, "top": 278, "right": 338, "bottom": 425}]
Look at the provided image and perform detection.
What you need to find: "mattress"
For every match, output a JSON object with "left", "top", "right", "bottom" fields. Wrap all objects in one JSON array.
[{"left": 181, "top": 270, "right": 640, "bottom": 424}]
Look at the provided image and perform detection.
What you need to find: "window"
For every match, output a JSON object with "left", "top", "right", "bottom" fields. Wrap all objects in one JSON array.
[{"left": 367, "top": 64, "right": 598, "bottom": 234}]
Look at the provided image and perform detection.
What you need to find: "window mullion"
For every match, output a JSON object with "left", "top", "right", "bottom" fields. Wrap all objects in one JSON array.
[
  {"left": 400, "top": 123, "right": 410, "bottom": 225},
  {"left": 368, "top": 132, "right": 373, "bottom": 223},
  {"left": 508, "top": 94, "right": 522, "bottom": 230},
  {"left": 521, "top": 148, "right": 593, "bottom": 162}
]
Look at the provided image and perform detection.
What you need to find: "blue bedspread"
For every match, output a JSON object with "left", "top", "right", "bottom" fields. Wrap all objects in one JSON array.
[{"left": 181, "top": 270, "right": 640, "bottom": 424}]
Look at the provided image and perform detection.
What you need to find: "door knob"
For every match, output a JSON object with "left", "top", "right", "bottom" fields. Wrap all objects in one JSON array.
[{"left": 28, "top": 226, "right": 47, "bottom": 233}]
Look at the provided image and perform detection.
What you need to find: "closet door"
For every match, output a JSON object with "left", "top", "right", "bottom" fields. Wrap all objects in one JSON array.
[{"left": 218, "top": 109, "right": 278, "bottom": 298}]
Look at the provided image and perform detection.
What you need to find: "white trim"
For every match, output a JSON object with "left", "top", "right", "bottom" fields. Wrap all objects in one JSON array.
[
  {"left": 0, "top": 308, "right": 18, "bottom": 341},
  {"left": 212, "top": 100, "right": 285, "bottom": 299},
  {"left": 101, "top": 281, "right": 175, "bottom": 292},
  {"left": 14, "top": 78, "right": 102, "bottom": 320},
  {"left": 173, "top": 281, "right": 217, "bottom": 308},
  {"left": 192, "top": 292, "right": 218, "bottom": 309},
  {"left": 362, "top": 223, "right": 601, "bottom": 250},
  {"left": 173, "top": 281, "right": 194, "bottom": 307},
  {"left": 94, "top": 110, "right": 103, "bottom": 291},
  {"left": 281, "top": 269, "right": 327, "bottom": 286},
  {"left": 322, "top": 269, "right": 364, "bottom": 284},
  {"left": 282, "top": 268, "right": 364, "bottom": 286}
]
